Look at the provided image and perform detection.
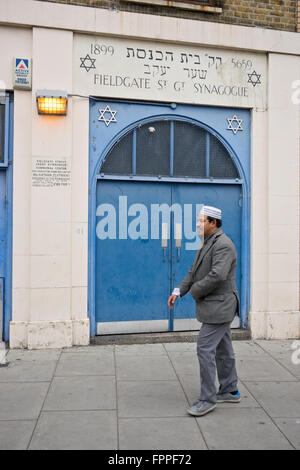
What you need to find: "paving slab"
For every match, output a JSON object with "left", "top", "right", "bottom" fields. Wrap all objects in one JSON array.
[
  {"left": 117, "top": 380, "right": 189, "bottom": 418},
  {"left": 119, "top": 417, "right": 207, "bottom": 450},
  {"left": 255, "top": 340, "right": 300, "bottom": 379},
  {"left": 255, "top": 340, "right": 297, "bottom": 356},
  {"left": 7, "top": 349, "right": 61, "bottom": 361},
  {"left": 62, "top": 345, "right": 114, "bottom": 354},
  {"left": 55, "top": 351, "right": 115, "bottom": 376},
  {"left": 1, "top": 349, "right": 60, "bottom": 382},
  {"left": 0, "top": 382, "right": 49, "bottom": 420},
  {"left": 268, "top": 356, "right": 300, "bottom": 380},
  {"left": 232, "top": 341, "right": 269, "bottom": 357},
  {"left": 178, "top": 374, "right": 259, "bottom": 409},
  {"left": 29, "top": 411, "right": 118, "bottom": 450},
  {"left": 163, "top": 342, "right": 197, "bottom": 353},
  {"left": 244, "top": 381, "right": 300, "bottom": 418},
  {"left": 197, "top": 407, "right": 294, "bottom": 450},
  {"left": 0, "top": 358, "right": 57, "bottom": 383},
  {"left": 43, "top": 376, "right": 116, "bottom": 411},
  {"left": 115, "top": 344, "right": 167, "bottom": 356},
  {"left": 116, "top": 355, "right": 178, "bottom": 381},
  {"left": 273, "top": 418, "right": 300, "bottom": 450},
  {"left": 166, "top": 352, "right": 199, "bottom": 377},
  {"left": 0, "top": 420, "right": 36, "bottom": 450}
]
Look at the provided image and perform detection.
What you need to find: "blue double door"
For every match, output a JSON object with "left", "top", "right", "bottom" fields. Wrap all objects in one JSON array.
[{"left": 95, "top": 179, "right": 242, "bottom": 334}]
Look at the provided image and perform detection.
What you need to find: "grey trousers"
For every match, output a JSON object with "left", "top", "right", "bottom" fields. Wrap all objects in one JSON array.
[{"left": 197, "top": 322, "right": 238, "bottom": 405}]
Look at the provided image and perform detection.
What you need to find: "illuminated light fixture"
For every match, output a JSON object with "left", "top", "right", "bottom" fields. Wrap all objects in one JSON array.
[{"left": 36, "top": 90, "right": 68, "bottom": 115}]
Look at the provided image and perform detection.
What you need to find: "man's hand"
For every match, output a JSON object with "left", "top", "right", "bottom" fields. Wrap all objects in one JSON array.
[{"left": 168, "top": 294, "right": 178, "bottom": 309}]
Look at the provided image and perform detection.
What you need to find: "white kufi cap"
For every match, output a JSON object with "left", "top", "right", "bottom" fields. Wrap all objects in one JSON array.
[{"left": 200, "top": 205, "right": 222, "bottom": 220}]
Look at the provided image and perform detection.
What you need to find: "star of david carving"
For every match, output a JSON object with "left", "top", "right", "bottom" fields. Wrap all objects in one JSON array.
[
  {"left": 98, "top": 105, "right": 117, "bottom": 127},
  {"left": 227, "top": 115, "right": 243, "bottom": 135},
  {"left": 80, "top": 54, "right": 96, "bottom": 72},
  {"left": 247, "top": 70, "right": 262, "bottom": 87}
]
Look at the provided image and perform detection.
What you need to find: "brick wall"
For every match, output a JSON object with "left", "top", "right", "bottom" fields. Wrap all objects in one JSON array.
[{"left": 37, "top": 0, "right": 298, "bottom": 32}]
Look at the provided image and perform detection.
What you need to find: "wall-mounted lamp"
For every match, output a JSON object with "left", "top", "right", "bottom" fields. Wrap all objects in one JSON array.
[{"left": 36, "top": 90, "right": 68, "bottom": 115}]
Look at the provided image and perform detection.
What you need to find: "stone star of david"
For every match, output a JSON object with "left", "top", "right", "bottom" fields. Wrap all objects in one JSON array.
[
  {"left": 247, "top": 70, "right": 262, "bottom": 87},
  {"left": 227, "top": 115, "right": 243, "bottom": 135},
  {"left": 98, "top": 105, "right": 117, "bottom": 127},
  {"left": 80, "top": 54, "right": 96, "bottom": 72}
]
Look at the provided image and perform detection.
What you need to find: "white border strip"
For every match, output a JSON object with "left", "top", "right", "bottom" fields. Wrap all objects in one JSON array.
[
  {"left": 173, "top": 318, "right": 201, "bottom": 331},
  {"left": 174, "top": 315, "right": 240, "bottom": 331},
  {"left": 97, "top": 316, "right": 240, "bottom": 335}
]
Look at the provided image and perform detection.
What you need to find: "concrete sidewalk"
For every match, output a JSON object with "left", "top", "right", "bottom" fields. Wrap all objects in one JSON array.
[{"left": 0, "top": 339, "right": 299, "bottom": 450}]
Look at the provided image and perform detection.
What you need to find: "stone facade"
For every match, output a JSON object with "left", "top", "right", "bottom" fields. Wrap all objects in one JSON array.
[{"left": 1, "top": 0, "right": 300, "bottom": 347}]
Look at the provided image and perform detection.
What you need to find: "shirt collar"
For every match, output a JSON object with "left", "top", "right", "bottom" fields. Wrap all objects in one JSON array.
[{"left": 204, "top": 228, "right": 222, "bottom": 244}]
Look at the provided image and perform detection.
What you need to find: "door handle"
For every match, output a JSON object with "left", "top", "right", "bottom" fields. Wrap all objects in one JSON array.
[
  {"left": 175, "top": 223, "right": 182, "bottom": 262},
  {"left": 161, "top": 222, "right": 168, "bottom": 262}
]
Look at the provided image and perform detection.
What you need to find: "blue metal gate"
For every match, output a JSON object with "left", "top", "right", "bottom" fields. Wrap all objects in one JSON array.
[
  {"left": 89, "top": 99, "right": 250, "bottom": 336},
  {"left": 0, "top": 93, "right": 13, "bottom": 342}
]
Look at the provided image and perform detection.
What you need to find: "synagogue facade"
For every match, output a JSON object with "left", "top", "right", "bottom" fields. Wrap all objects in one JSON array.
[{"left": 0, "top": 0, "right": 299, "bottom": 348}]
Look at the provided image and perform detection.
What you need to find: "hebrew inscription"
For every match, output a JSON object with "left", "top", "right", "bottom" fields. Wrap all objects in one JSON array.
[{"left": 74, "top": 35, "right": 267, "bottom": 108}]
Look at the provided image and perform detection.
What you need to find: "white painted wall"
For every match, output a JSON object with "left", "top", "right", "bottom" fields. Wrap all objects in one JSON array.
[
  {"left": 9, "top": 27, "right": 90, "bottom": 348},
  {"left": 249, "top": 53, "right": 300, "bottom": 339}
]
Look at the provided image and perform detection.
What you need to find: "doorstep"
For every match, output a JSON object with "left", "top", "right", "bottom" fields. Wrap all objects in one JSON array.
[{"left": 91, "top": 328, "right": 251, "bottom": 345}]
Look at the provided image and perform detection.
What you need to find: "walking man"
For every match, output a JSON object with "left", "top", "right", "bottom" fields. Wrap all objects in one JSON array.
[{"left": 168, "top": 206, "right": 240, "bottom": 417}]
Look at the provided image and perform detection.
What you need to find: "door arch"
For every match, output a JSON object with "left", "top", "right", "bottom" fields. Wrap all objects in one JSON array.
[{"left": 89, "top": 100, "right": 250, "bottom": 336}]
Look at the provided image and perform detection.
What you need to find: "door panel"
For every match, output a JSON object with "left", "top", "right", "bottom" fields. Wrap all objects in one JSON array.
[
  {"left": 96, "top": 180, "right": 171, "bottom": 333},
  {"left": 172, "top": 183, "right": 242, "bottom": 328}
]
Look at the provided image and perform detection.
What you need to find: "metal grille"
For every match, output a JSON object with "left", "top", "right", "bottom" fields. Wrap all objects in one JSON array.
[
  {"left": 136, "top": 121, "right": 170, "bottom": 176},
  {"left": 173, "top": 121, "right": 206, "bottom": 177},
  {"left": 209, "top": 134, "right": 239, "bottom": 179},
  {"left": 101, "top": 131, "right": 132, "bottom": 175},
  {"left": 100, "top": 119, "right": 239, "bottom": 180}
]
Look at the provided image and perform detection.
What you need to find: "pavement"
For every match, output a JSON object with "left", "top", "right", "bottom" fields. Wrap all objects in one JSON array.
[{"left": 0, "top": 338, "right": 300, "bottom": 450}]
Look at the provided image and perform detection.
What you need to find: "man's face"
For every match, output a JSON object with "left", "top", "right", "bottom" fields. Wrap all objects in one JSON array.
[{"left": 196, "top": 214, "right": 217, "bottom": 237}]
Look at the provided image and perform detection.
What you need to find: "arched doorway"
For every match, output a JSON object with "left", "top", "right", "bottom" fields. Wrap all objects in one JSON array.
[{"left": 89, "top": 100, "right": 250, "bottom": 336}]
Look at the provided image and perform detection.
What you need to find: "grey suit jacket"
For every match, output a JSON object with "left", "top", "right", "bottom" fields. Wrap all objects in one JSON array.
[{"left": 179, "top": 228, "right": 239, "bottom": 324}]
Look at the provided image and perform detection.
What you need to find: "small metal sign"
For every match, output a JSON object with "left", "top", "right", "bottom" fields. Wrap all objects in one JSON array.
[{"left": 13, "top": 57, "right": 32, "bottom": 90}]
